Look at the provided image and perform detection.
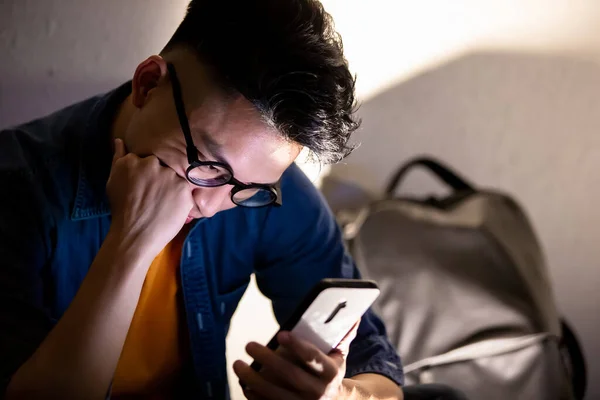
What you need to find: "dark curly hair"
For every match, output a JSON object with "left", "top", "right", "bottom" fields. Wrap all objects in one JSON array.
[{"left": 163, "top": 0, "right": 359, "bottom": 164}]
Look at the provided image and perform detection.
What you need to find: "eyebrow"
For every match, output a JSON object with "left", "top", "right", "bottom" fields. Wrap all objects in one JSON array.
[{"left": 196, "top": 129, "right": 228, "bottom": 165}]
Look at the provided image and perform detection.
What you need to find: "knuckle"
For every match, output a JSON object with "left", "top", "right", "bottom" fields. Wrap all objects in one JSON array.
[
  {"left": 147, "top": 156, "right": 160, "bottom": 168},
  {"left": 118, "top": 154, "right": 136, "bottom": 167},
  {"left": 318, "top": 360, "right": 338, "bottom": 380},
  {"left": 308, "top": 347, "right": 322, "bottom": 363}
]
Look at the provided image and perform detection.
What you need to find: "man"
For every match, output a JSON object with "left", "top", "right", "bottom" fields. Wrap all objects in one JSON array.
[{"left": 0, "top": 0, "right": 404, "bottom": 399}]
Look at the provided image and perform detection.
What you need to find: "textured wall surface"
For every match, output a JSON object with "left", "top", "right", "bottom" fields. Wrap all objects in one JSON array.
[
  {"left": 0, "top": 0, "right": 187, "bottom": 127},
  {"left": 1, "top": 1, "right": 600, "bottom": 399}
]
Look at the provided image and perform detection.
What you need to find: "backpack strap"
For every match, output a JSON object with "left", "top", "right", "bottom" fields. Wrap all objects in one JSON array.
[
  {"left": 385, "top": 157, "right": 475, "bottom": 197},
  {"left": 403, "top": 333, "right": 557, "bottom": 374},
  {"left": 561, "top": 319, "right": 587, "bottom": 399}
]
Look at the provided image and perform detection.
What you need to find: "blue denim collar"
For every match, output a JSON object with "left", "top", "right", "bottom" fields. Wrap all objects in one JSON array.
[{"left": 71, "top": 82, "right": 132, "bottom": 221}]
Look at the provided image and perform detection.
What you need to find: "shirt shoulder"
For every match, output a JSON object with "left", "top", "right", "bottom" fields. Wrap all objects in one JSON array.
[
  {"left": 225, "top": 163, "right": 333, "bottom": 250},
  {"left": 0, "top": 96, "right": 98, "bottom": 174},
  {"left": 0, "top": 95, "right": 105, "bottom": 222},
  {"left": 275, "top": 163, "right": 332, "bottom": 221},
  {"left": 254, "top": 163, "right": 340, "bottom": 259}
]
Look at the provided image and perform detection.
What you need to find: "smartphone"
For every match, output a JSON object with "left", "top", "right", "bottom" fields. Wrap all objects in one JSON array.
[{"left": 250, "top": 278, "right": 380, "bottom": 372}]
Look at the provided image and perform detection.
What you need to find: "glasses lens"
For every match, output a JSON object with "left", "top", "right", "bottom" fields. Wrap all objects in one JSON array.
[
  {"left": 187, "top": 163, "right": 232, "bottom": 187},
  {"left": 232, "top": 187, "right": 276, "bottom": 207}
]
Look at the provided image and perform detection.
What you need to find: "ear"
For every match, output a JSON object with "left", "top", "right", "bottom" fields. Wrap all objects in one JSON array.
[{"left": 131, "top": 55, "right": 168, "bottom": 108}]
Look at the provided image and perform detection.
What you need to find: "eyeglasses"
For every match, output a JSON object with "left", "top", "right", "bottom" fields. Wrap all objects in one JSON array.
[{"left": 167, "top": 63, "right": 281, "bottom": 208}]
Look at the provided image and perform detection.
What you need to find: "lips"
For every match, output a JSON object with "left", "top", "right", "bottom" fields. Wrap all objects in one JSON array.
[
  {"left": 185, "top": 212, "right": 202, "bottom": 224},
  {"left": 185, "top": 207, "right": 203, "bottom": 224}
]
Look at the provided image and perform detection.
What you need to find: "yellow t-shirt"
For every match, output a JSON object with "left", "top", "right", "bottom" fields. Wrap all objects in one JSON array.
[{"left": 112, "top": 227, "right": 190, "bottom": 399}]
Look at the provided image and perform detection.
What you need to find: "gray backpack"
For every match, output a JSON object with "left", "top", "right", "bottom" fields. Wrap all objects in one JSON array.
[{"left": 339, "top": 157, "right": 586, "bottom": 400}]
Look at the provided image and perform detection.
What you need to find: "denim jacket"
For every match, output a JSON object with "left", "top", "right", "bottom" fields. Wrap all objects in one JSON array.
[{"left": 0, "top": 83, "right": 403, "bottom": 398}]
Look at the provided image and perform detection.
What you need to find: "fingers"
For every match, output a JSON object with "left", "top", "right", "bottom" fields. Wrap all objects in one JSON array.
[
  {"left": 111, "top": 140, "right": 165, "bottom": 170},
  {"left": 233, "top": 360, "right": 301, "bottom": 400},
  {"left": 277, "top": 331, "right": 340, "bottom": 381},
  {"left": 111, "top": 138, "right": 127, "bottom": 169},
  {"left": 242, "top": 387, "right": 261, "bottom": 400},
  {"left": 115, "top": 138, "right": 127, "bottom": 157},
  {"left": 244, "top": 342, "right": 323, "bottom": 394},
  {"left": 238, "top": 335, "right": 348, "bottom": 400}
]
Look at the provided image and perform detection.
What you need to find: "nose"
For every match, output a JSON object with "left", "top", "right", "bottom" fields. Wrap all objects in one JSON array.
[{"left": 192, "top": 185, "right": 235, "bottom": 218}]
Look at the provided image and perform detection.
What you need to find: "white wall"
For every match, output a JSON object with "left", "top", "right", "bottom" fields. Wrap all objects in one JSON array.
[
  {"left": 2, "top": 1, "right": 600, "bottom": 399},
  {"left": 0, "top": 0, "right": 187, "bottom": 127}
]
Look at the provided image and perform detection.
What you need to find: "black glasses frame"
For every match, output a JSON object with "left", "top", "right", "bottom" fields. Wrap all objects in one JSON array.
[{"left": 166, "top": 63, "right": 281, "bottom": 207}]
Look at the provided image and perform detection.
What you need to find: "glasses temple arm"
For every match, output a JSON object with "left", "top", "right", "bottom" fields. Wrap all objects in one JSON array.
[{"left": 167, "top": 63, "right": 198, "bottom": 165}]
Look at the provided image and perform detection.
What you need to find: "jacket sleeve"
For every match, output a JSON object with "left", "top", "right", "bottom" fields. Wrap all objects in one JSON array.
[
  {"left": 0, "top": 165, "right": 56, "bottom": 396},
  {"left": 254, "top": 164, "right": 404, "bottom": 386}
]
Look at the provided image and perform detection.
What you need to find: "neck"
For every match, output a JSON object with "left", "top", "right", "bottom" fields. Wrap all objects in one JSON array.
[{"left": 110, "top": 94, "right": 134, "bottom": 149}]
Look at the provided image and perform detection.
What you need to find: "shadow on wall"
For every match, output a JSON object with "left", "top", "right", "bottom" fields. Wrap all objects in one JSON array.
[
  {"left": 324, "top": 51, "right": 600, "bottom": 399},
  {"left": 327, "top": 50, "right": 600, "bottom": 200}
]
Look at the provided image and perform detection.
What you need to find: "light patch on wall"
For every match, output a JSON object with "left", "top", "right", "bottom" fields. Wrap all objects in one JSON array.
[{"left": 320, "top": 0, "right": 600, "bottom": 101}]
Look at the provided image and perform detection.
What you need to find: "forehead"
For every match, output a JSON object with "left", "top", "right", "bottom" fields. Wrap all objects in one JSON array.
[{"left": 174, "top": 61, "right": 299, "bottom": 183}]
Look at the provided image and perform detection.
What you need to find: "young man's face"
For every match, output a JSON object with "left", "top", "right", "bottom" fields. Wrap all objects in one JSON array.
[{"left": 122, "top": 51, "right": 302, "bottom": 220}]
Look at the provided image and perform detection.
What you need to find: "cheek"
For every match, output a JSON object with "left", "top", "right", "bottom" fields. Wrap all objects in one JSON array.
[
  {"left": 125, "top": 117, "right": 180, "bottom": 159},
  {"left": 125, "top": 101, "right": 178, "bottom": 156}
]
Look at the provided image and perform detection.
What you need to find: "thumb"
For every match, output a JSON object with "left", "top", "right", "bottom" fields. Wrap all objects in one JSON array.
[{"left": 112, "top": 138, "right": 126, "bottom": 166}]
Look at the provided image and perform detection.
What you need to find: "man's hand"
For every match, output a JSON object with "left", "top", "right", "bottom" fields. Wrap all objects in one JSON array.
[
  {"left": 233, "top": 321, "right": 359, "bottom": 400},
  {"left": 106, "top": 138, "right": 194, "bottom": 257}
]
